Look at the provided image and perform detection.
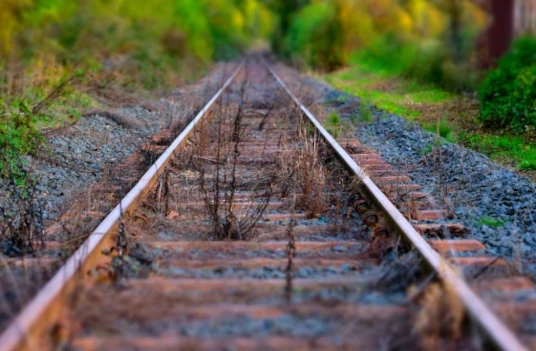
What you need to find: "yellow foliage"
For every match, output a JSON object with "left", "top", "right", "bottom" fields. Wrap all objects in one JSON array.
[
  {"left": 397, "top": 10, "right": 414, "bottom": 36},
  {"left": 407, "top": 0, "right": 447, "bottom": 37},
  {"left": 462, "top": 1, "right": 490, "bottom": 31},
  {"left": 0, "top": 0, "right": 31, "bottom": 56}
]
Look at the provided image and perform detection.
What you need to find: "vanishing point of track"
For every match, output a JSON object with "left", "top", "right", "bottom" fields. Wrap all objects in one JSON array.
[{"left": 0, "top": 58, "right": 532, "bottom": 350}]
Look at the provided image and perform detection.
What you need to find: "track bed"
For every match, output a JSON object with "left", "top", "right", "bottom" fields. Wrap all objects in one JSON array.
[
  {"left": 2, "top": 59, "right": 536, "bottom": 351},
  {"left": 65, "top": 62, "right": 430, "bottom": 351}
]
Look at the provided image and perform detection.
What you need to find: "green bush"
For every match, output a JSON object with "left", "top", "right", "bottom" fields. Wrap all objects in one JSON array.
[
  {"left": 356, "top": 36, "right": 480, "bottom": 91},
  {"left": 479, "top": 37, "right": 536, "bottom": 129},
  {"left": 0, "top": 99, "right": 45, "bottom": 181},
  {"left": 272, "top": 0, "right": 486, "bottom": 89},
  {"left": 283, "top": 2, "right": 345, "bottom": 71},
  {"left": 405, "top": 41, "right": 446, "bottom": 85},
  {"left": 0, "top": 0, "right": 277, "bottom": 180},
  {"left": 355, "top": 35, "right": 418, "bottom": 76}
]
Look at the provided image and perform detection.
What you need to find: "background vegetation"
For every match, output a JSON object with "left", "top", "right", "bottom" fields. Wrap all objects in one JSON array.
[
  {"left": 478, "top": 36, "right": 536, "bottom": 129},
  {"left": 268, "top": 0, "right": 536, "bottom": 172},
  {"left": 1, "top": 0, "right": 535, "bottom": 175},
  {"left": 0, "top": 0, "right": 275, "bottom": 173},
  {"left": 269, "top": 0, "right": 488, "bottom": 90}
]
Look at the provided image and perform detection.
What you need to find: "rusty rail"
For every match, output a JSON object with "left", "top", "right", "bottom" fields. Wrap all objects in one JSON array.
[
  {"left": 0, "top": 62, "right": 244, "bottom": 351},
  {"left": 0, "top": 58, "right": 528, "bottom": 351},
  {"left": 263, "top": 60, "right": 527, "bottom": 351}
]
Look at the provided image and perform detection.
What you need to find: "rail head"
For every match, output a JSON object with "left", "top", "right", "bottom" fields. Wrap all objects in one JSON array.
[
  {"left": 0, "top": 59, "right": 526, "bottom": 351},
  {"left": 0, "top": 62, "right": 244, "bottom": 351},
  {"left": 263, "top": 60, "right": 527, "bottom": 351}
]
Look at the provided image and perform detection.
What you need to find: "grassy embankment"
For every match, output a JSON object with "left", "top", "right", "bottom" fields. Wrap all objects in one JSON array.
[
  {"left": 0, "top": 0, "right": 277, "bottom": 180},
  {"left": 321, "top": 56, "right": 536, "bottom": 177}
]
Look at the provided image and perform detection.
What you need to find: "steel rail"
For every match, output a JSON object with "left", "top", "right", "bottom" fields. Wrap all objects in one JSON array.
[
  {"left": 0, "top": 62, "right": 244, "bottom": 351},
  {"left": 263, "top": 61, "right": 527, "bottom": 351}
]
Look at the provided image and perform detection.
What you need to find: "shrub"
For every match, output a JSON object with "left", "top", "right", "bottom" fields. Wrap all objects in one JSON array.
[
  {"left": 0, "top": 99, "right": 45, "bottom": 181},
  {"left": 274, "top": 0, "right": 486, "bottom": 91},
  {"left": 479, "top": 37, "right": 536, "bottom": 129},
  {"left": 357, "top": 36, "right": 480, "bottom": 91},
  {"left": 326, "top": 111, "right": 341, "bottom": 126},
  {"left": 355, "top": 35, "right": 419, "bottom": 76},
  {"left": 0, "top": 0, "right": 278, "bottom": 180},
  {"left": 284, "top": 2, "right": 345, "bottom": 71}
]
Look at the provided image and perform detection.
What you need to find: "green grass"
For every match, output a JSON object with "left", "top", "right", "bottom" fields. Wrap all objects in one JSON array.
[
  {"left": 360, "top": 100, "right": 374, "bottom": 123},
  {"left": 459, "top": 133, "right": 536, "bottom": 171},
  {"left": 323, "top": 106, "right": 375, "bottom": 139},
  {"left": 326, "top": 111, "right": 342, "bottom": 126},
  {"left": 422, "top": 118, "right": 457, "bottom": 143},
  {"left": 325, "top": 126, "right": 340, "bottom": 139},
  {"left": 421, "top": 143, "right": 433, "bottom": 155},
  {"left": 477, "top": 216, "right": 505, "bottom": 228},
  {"left": 0, "top": 80, "right": 102, "bottom": 184},
  {"left": 321, "top": 57, "right": 536, "bottom": 173},
  {"left": 349, "top": 113, "right": 359, "bottom": 124},
  {"left": 324, "top": 111, "right": 343, "bottom": 138},
  {"left": 520, "top": 160, "right": 536, "bottom": 171},
  {"left": 33, "top": 91, "right": 99, "bottom": 129},
  {"left": 323, "top": 62, "right": 454, "bottom": 121}
]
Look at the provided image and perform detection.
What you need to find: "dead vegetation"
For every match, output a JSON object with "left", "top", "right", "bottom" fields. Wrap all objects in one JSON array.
[
  {"left": 0, "top": 260, "right": 59, "bottom": 335},
  {"left": 277, "top": 112, "right": 331, "bottom": 220},
  {"left": 0, "top": 160, "right": 45, "bottom": 257},
  {"left": 195, "top": 76, "right": 278, "bottom": 241},
  {"left": 0, "top": 161, "right": 57, "bottom": 332},
  {"left": 0, "top": 73, "right": 215, "bottom": 332},
  {"left": 423, "top": 146, "right": 460, "bottom": 220},
  {"left": 294, "top": 137, "right": 328, "bottom": 218},
  {"left": 285, "top": 195, "right": 297, "bottom": 304},
  {"left": 412, "top": 282, "right": 467, "bottom": 350}
]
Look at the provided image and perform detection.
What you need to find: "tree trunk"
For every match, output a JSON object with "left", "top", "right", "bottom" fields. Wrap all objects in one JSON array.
[{"left": 478, "top": 0, "right": 514, "bottom": 68}]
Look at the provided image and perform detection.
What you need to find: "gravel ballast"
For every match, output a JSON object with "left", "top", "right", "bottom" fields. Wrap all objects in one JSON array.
[
  {"left": 308, "top": 79, "right": 536, "bottom": 272},
  {"left": 0, "top": 63, "right": 234, "bottom": 226}
]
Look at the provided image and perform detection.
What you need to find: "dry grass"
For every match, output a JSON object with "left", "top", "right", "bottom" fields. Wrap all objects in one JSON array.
[
  {"left": 423, "top": 146, "right": 460, "bottom": 220},
  {"left": 197, "top": 100, "right": 275, "bottom": 240},
  {"left": 412, "top": 282, "right": 465, "bottom": 350},
  {"left": 0, "top": 166, "right": 45, "bottom": 256},
  {"left": 277, "top": 118, "right": 330, "bottom": 219},
  {"left": 285, "top": 195, "right": 297, "bottom": 304},
  {"left": 0, "top": 257, "right": 59, "bottom": 334}
]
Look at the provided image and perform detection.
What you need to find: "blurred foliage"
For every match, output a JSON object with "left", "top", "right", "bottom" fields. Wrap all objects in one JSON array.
[
  {"left": 0, "top": 0, "right": 276, "bottom": 175},
  {"left": 0, "top": 0, "right": 499, "bottom": 101},
  {"left": 0, "top": 0, "right": 530, "bottom": 170},
  {"left": 479, "top": 36, "right": 536, "bottom": 129},
  {"left": 268, "top": 0, "right": 488, "bottom": 89},
  {"left": 0, "top": 0, "right": 276, "bottom": 64},
  {"left": 0, "top": 0, "right": 277, "bottom": 96}
]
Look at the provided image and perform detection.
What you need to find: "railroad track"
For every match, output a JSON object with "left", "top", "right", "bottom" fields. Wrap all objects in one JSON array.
[{"left": 0, "top": 58, "right": 534, "bottom": 350}]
